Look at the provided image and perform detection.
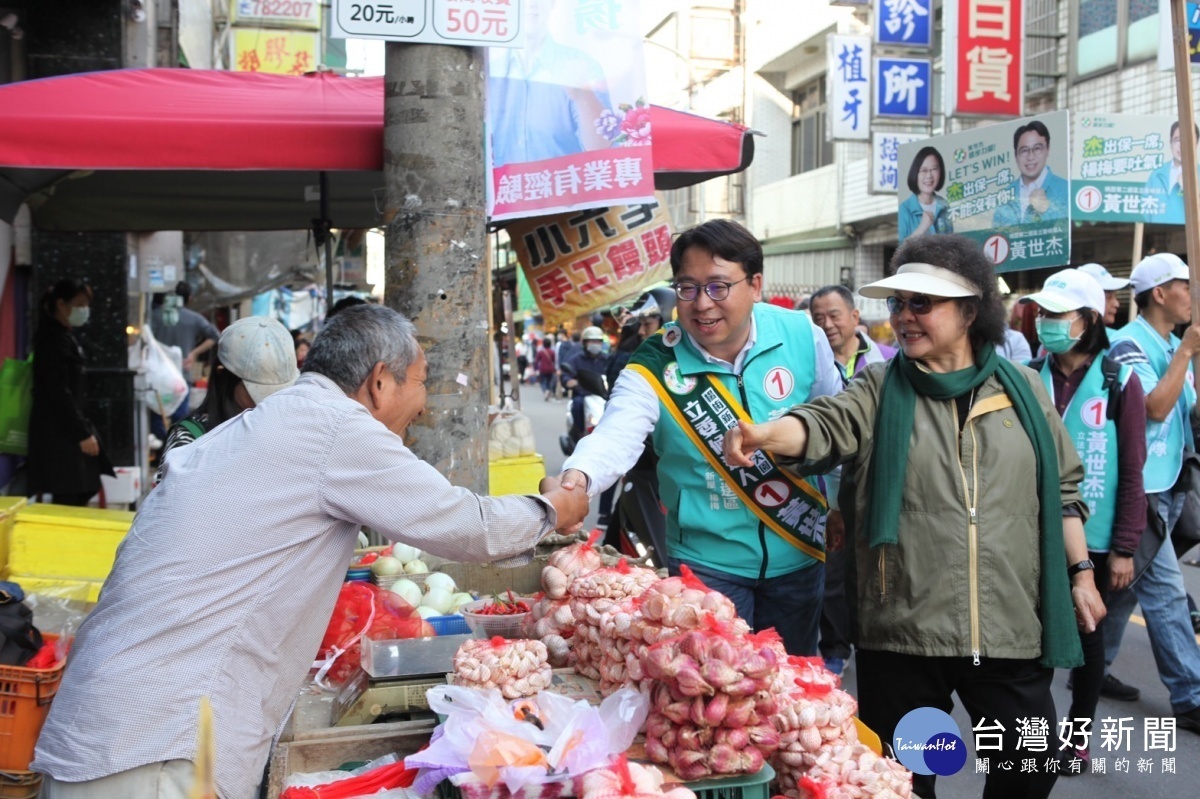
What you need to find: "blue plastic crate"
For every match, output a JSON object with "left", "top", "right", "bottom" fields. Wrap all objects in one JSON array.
[{"left": 428, "top": 615, "right": 470, "bottom": 636}]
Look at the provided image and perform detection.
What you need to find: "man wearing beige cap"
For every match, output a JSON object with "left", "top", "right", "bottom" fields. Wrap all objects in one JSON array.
[
  {"left": 33, "top": 305, "right": 588, "bottom": 799},
  {"left": 1102, "top": 252, "right": 1200, "bottom": 728}
]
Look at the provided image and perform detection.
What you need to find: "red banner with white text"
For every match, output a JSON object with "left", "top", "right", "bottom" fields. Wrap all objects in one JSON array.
[{"left": 946, "top": 0, "right": 1024, "bottom": 117}]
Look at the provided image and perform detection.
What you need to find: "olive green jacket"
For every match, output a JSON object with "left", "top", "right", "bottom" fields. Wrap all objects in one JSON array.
[{"left": 780, "top": 362, "right": 1086, "bottom": 661}]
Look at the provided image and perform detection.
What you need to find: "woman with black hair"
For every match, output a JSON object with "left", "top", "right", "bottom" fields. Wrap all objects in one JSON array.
[
  {"left": 725, "top": 235, "right": 1106, "bottom": 798},
  {"left": 1020, "top": 268, "right": 1148, "bottom": 773},
  {"left": 28, "top": 278, "right": 113, "bottom": 506},
  {"left": 898, "top": 146, "right": 954, "bottom": 241}
]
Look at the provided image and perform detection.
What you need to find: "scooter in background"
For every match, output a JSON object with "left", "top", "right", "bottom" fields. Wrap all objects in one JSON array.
[{"left": 559, "top": 371, "right": 608, "bottom": 456}]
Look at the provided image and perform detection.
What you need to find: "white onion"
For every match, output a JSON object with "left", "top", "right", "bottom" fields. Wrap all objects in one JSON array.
[
  {"left": 421, "top": 587, "right": 454, "bottom": 615},
  {"left": 388, "top": 579, "right": 422, "bottom": 608},
  {"left": 449, "top": 592, "right": 475, "bottom": 613},
  {"left": 415, "top": 605, "right": 440, "bottom": 620},
  {"left": 370, "top": 556, "right": 404, "bottom": 577},
  {"left": 403, "top": 559, "right": 429, "bottom": 575},
  {"left": 390, "top": 543, "right": 423, "bottom": 564},
  {"left": 424, "top": 572, "right": 457, "bottom": 594}
]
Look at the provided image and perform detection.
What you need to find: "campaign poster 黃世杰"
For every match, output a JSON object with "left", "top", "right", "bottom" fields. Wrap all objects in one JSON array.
[
  {"left": 1071, "top": 112, "right": 1196, "bottom": 226},
  {"left": 897, "top": 111, "right": 1070, "bottom": 272}
]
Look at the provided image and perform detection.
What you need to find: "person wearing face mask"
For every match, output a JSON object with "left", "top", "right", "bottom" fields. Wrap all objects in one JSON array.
[
  {"left": 27, "top": 278, "right": 114, "bottom": 507},
  {"left": 32, "top": 304, "right": 588, "bottom": 799},
  {"left": 1019, "top": 269, "right": 1148, "bottom": 772},
  {"left": 560, "top": 326, "right": 612, "bottom": 441}
]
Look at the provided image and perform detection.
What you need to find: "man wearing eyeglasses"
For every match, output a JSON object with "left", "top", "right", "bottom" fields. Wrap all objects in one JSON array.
[
  {"left": 546, "top": 219, "right": 843, "bottom": 655},
  {"left": 992, "top": 120, "right": 1069, "bottom": 228}
]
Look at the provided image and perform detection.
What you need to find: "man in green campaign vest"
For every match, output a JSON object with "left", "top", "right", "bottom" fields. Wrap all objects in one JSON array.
[
  {"left": 546, "top": 219, "right": 844, "bottom": 655},
  {"left": 1104, "top": 253, "right": 1200, "bottom": 731}
]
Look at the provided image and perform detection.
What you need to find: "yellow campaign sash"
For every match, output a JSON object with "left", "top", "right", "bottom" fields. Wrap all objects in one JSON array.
[{"left": 628, "top": 363, "right": 827, "bottom": 561}]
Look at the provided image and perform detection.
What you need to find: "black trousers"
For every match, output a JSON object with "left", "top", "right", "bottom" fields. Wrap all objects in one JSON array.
[
  {"left": 856, "top": 649, "right": 1058, "bottom": 799},
  {"left": 1067, "top": 551, "right": 1110, "bottom": 724},
  {"left": 818, "top": 543, "right": 853, "bottom": 660}
]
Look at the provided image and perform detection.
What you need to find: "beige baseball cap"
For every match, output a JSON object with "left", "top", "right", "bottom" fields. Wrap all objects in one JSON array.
[{"left": 218, "top": 316, "right": 299, "bottom": 404}]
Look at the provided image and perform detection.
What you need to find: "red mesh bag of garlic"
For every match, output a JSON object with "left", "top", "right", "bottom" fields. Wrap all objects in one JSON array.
[
  {"left": 768, "top": 657, "right": 912, "bottom": 799},
  {"left": 574, "top": 756, "right": 697, "bottom": 799},
  {"left": 452, "top": 637, "right": 553, "bottom": 699},
  {"left": 523, "top": 531, "right": 607, "bottom": 667},
  {"left": 642, "top": 620, "right": 784, "bottom": 780},
  {"left": 569, "top": 560, "right": 659, "bottom": 683},
  {"left": 604, "top": 566, "right": 747, "bottom": 696}
]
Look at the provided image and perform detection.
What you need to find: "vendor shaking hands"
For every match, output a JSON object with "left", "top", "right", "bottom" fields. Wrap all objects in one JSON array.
[{"left": 32, "top": 305, "right": 587, "bottom": 799}]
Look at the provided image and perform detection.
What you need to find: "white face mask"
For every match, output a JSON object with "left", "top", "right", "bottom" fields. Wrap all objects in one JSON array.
[
  {"left": 585, "top": 342, "right": 603, "bottom": 355},
  {"left": 67, "top": 306, "right": 90, "bottom": 327}
]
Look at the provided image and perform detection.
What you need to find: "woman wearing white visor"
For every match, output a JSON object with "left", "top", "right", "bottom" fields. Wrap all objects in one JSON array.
[
  {"left": 723, "top": 235, "right": 1104, "bottom": 798},
  {"left": 1020, "top": 269, "right": 1148, "bottom": 773}
]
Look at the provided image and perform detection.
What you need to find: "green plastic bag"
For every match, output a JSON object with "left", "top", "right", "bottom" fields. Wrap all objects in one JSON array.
[{"left": 0, "top": 355, "right": 32, "bottom": 456}]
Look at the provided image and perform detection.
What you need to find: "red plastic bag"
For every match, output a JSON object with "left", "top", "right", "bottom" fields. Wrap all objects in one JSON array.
[
  {"left": 280, "top": 760, "right": 418, "bottom": 799},
  {"left": 315, "top": 582, "right": 426, "bottom": 687}
]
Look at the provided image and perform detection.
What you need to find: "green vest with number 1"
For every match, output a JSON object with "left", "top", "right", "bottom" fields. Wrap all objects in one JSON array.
[{"left": 1039, "top": 356, "right": 1128, "bottom": 552}]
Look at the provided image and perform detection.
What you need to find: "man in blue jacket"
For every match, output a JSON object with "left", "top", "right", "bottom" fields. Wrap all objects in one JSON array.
[
  {"left": 546, "top": 219, "right": 843, "bottom": 655},
  {"left": 992, "top": 120, "right": 1069, "bottom": 228}
]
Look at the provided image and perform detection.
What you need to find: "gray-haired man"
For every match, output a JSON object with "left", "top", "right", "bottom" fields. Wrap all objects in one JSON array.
[{"left": 34, "top": 305, "right": 587, "bottom": 799}]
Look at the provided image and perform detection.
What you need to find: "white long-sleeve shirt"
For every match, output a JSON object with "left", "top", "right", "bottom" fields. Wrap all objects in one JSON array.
[
  {"left": 563, "top": 316, "right": 844, "bottom": 505},
  {"left": 33, "top": 374, "right": 558, "bottom": 799}
]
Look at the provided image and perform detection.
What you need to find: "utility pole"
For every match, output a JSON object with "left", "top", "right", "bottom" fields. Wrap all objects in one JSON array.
[{"left": 383, "top": 43, "right": 490, "bottom": 493}]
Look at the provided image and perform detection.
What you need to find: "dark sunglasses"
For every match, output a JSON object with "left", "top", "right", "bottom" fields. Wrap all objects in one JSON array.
[{"left": 886, "top": 294, "right": 956, "bottom": 315}]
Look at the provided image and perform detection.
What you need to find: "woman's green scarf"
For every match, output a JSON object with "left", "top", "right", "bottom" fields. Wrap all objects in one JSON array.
[{"left": 863, "top": 342, "right": 1082, "bottom": 669}]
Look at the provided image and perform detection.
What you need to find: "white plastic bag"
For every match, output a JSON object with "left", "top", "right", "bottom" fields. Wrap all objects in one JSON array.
[
  {"left": 134, "top": 325, "right": 188, "bottom": 416},
  {"left": 407, "top": 686, "right": 648, "bottom": 795}
]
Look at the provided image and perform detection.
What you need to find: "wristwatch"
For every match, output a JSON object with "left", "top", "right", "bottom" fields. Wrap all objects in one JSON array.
[{"left": 1067, "top": 559, "right": 1095, "bottom": 578}]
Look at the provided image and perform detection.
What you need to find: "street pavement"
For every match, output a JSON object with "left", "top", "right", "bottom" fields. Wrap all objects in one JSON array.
[{"left": 519, "top": 384, "right": 1200, "bottom": 797}]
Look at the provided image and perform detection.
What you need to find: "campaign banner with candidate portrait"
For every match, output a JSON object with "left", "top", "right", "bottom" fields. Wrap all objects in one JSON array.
[
  {"left": 1071, "top": 113, "right": 1195, "bottom": 226},
  {"left": 486, "top": 0, "right": 655, "bottom": 222},
  {"left": 509, "top": 201, "right": 673, "bottom": 327},
  {"left": 897, "top": 111, "right": 1071, "bottom": 272}
]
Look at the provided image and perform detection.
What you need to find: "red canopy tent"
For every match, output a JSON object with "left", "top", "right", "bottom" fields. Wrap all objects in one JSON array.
[{"left": 0, "top": 69, "right": 754, "bottom": 232}]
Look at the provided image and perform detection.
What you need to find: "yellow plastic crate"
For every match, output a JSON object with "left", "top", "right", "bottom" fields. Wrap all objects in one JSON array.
[
  {"left": 0, "top": 497, "right": 28, "bottom": 580},
  {"left": 488, "top": 454, "right": 546, "bottom": 497},
  {"left": 8, "top": 504, "right": 134, "bottom": 582}
]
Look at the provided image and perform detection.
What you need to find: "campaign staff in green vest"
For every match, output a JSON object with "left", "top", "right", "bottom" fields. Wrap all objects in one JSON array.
[
  {"left": 1020, "top": 268, "right": 1148, "bottom": 772},
  {"left": 1077, "top": 262, "right": 1131, "bottom": 335},
  {"left": 547, "top": 219, "right": 844, "bottom": 656},
  {"left": 1103, "top": 253, "right": 1200, "bottom": 732},
  {"left": 723, "top": 234, "right": 1104, "bottom": 799}
]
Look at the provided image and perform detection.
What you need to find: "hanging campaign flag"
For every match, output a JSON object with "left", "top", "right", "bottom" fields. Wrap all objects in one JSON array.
[
  {"left": 509, "top": 201, "right": 673, "bottom": 328},
  {"left": 1071, "top": 113, "right": 1198, "bottom": 225},
  {"left": 874, "top": 0, "right": 933, "bottom": 49},
  {"left": 875, "top": 57, "right": 931, "bottom": 119},
  {"left": 487, "top": 0, "right": 654, "bottom": 222},
  {"left": 945, "top": 0, "right": 1023, "bottom": 117},
  {"left": 829, "top": 35, "right": 871, "bottom": 140},
  {"left": 897, "top": 111, "right": 1071, "bottom": 272},
  {"left": 871, "top": 131, "right": 927, "bottom": 193}
]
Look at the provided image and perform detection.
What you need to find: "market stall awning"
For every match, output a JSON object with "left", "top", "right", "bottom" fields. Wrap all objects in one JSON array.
[{"left": 0, "top": 69, "right": 754, "bottom": 231}]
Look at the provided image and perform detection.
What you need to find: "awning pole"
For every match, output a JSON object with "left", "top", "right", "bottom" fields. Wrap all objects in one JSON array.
[{"left": 320, "top": 171, "right": 333, "bottom": 320}]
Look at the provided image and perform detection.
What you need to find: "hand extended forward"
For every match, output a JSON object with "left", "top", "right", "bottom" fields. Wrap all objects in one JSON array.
[{"left": 722, "top": 416, "right": 808, "bottom": 468}]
